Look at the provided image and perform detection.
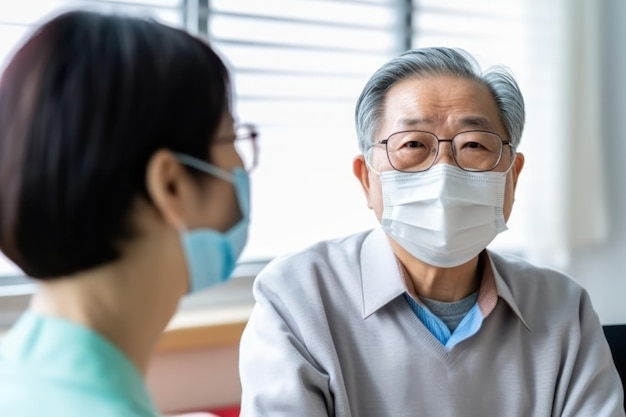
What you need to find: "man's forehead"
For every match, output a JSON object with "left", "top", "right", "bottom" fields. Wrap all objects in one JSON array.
[{"left": 378, "top": 76, "right": 504, "bottom": 136}]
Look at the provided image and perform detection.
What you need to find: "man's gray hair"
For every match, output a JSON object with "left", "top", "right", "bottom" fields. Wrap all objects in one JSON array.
[{"left": 355, "top": 47, "right": 525, "bottom": 153}]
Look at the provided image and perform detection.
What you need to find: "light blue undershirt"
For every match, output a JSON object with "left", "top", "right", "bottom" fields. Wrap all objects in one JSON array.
[{"left": 404, "top": 292, "right": 484, "bottom": 349}]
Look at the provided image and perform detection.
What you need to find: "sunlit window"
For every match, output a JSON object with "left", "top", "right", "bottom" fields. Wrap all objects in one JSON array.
[
  {"left": 206, "top": 0, "right": 402, "bottom": 261},
  {"left": 0, "top": 0, "right": 567, "bottom": 280}
]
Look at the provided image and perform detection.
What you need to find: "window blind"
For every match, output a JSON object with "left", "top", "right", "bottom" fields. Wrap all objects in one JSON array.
[
  {"left": 0, "top": 1, "right": 182, "bottom": 70},
  {"left": 199, "top": 0, "right": 405, "bottom": 262}
]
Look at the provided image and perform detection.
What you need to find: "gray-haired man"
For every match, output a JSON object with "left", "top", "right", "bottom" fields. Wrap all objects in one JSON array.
[{"left": 239, "top": 47, "right": 624, "bottom": 416}]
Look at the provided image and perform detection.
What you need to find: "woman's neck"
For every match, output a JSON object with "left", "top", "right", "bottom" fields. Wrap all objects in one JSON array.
[{"left": 30, "top": 258, "right": 181, "bottom": 374}]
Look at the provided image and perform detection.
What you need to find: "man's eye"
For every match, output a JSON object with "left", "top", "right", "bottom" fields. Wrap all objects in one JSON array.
[{"left": 405, "top": 141, "right": 425, "bottom": 148}]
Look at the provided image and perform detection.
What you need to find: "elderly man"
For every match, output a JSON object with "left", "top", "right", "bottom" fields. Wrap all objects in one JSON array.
[{"left": 239, "top": 47, "right": 624, "bottom": 416}]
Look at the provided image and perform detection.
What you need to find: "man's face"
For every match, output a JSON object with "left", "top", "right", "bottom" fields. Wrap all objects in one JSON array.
[{"left": 354, "top": 75, "right": 524, "bottom": 223}]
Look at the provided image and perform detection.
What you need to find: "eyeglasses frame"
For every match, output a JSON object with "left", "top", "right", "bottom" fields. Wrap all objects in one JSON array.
[
  {"left": 213, "top": 123, "right": 259, "bottom": 172},
  {"left": 369, "top": 129, "right": 514, "bottom": 173}
]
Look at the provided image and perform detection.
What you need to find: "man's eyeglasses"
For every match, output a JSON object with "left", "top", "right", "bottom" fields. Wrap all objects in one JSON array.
[
  {"left": 233, "top": 123, "right": 259, "bottom": 172},
  {"left": 368, "top": 130, "right": 513, "bottom": 172}
]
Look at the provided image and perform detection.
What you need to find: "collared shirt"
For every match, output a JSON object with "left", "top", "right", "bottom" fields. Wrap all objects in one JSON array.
[
  {"left": 239, "top": 228, "right": 624, "bottom": 417},
  {"left": 360, "top": 228, "right": 525, "bottom": 322},
  {"left": 0, "top": 311, "right": 160, "bottom": 417},
  {"left": 399, "top": 248, "right": 528, "bottom": 348}
]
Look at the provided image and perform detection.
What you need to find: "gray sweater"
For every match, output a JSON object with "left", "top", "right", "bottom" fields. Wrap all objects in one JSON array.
[{"left": 239, "top": 228, "right": 624, "bottom": 416}]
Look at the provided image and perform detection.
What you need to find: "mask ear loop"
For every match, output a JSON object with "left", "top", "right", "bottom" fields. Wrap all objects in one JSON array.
[
  {"left": 175, "top": 153, "right": 235, "bottom": 183},
  {"left": 364, "top": 146, "right": 382, "bottom": 176},
  {"left": 173, "top": 153, "right": 237, "bottom": 233},
  {"left": 502, "top": 150, "right": 518, "bottom": 175}
]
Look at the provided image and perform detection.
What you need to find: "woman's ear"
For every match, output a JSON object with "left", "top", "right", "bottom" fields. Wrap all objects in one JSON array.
[{"left": 145, "top": 150, "right": 194, "bottom": 230}]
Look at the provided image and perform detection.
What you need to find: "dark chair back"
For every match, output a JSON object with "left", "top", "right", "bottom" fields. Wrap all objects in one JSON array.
[{"left": 603, "top": 324, "right": 626, "bottom": 410}]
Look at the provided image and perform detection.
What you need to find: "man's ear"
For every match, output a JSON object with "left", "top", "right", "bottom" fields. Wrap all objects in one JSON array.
[
  {"left": 353, "top": 154, "right": 373, "bottom": 209},
  {"left": 145, "top": 149, "right": 195, "bottom": 230},
  {"left": 511, "top": 152, "right": 525, "bottom": 190}
]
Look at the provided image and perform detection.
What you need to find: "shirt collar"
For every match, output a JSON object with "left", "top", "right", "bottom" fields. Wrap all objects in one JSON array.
[
  {"left": 359, "top": 228, "right": 531, "bottom": 330},
  {"left": 486, "top": 250, "right": 531, "bottom": 330},
  {"left": 360, "top": 228, "right": 407, "bottom": 318}
]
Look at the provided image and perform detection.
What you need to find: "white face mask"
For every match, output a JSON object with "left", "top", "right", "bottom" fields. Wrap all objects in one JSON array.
[{"left": 378, "top": 163, "right": 510, "bottom": 267}]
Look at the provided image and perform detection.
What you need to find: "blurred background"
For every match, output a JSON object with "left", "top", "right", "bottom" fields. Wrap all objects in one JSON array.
[{"left": 0, "top": 0, "right": 624, "bottom": 323}]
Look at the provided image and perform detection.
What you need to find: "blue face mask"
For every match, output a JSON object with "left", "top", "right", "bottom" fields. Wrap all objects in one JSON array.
[{"left": 175, "top": 153, "right": 250, "bottom": 293}]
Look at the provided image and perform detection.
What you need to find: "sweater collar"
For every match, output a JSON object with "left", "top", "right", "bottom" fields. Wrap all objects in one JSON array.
[{"left": 360, "top": 227, "right": 530, "bottom": 331}]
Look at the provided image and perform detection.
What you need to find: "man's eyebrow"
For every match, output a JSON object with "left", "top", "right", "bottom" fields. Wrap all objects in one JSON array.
[
  {"left": 397, "top": 117, "right": 433, "bottom": 128},
  {"left": 457, "top": 116, "right": 496, "bottom": 131},
  {"left": 393, "top": 116, "right": 498, "bottom": 135}
]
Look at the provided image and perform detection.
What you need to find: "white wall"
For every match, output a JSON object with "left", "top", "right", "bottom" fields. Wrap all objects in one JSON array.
[{"left": 567, "top": 0, "right": 626, "bottom": 325}]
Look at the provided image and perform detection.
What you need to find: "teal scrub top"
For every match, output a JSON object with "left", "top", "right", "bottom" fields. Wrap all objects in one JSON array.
[{"left": 0, "top": 311, "right": 161, "bottom": 417}]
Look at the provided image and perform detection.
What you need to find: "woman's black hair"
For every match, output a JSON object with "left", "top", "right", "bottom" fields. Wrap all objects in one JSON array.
[{"left": 0, "top": 10, "right": 231, "bottom": 278}]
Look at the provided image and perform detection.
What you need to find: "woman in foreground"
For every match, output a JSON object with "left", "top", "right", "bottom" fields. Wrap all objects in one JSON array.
[{"left": 0, "top": 10, "right": 256, "bottom": 416}]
